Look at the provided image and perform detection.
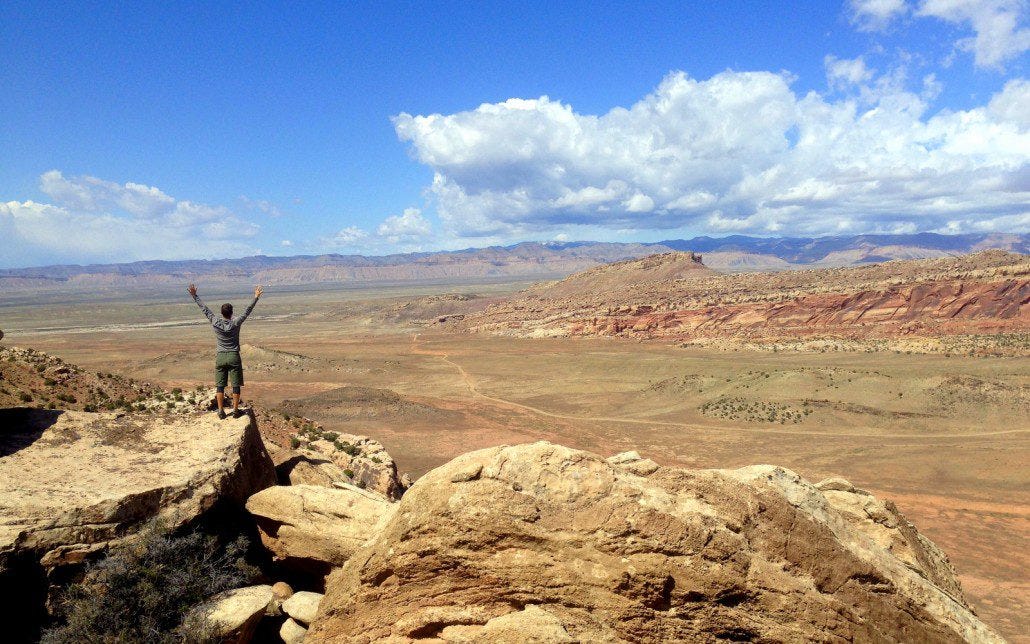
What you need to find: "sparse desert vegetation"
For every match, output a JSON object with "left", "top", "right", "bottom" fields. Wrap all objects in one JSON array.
[
  {"left": 42, "top": 523, "right": 255, "bottom": 644},
  {"left": 700, "top": 396, "right": 809, "bottom": 424}
]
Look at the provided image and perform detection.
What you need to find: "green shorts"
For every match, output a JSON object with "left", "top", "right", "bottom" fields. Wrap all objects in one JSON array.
[{"left": 215, "top": 351, "right": 244, "bottom": 388}]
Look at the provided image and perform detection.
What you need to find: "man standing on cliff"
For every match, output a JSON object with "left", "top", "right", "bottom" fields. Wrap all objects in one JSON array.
[{"left": 188, "top": 283, "right": 262, "bottom": 419}]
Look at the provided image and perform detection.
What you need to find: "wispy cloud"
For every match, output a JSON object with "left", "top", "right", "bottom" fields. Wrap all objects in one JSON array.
[
  {"left": 849, "top": 0, "right": 1030, "bottom": 69},
  {"left": 328, "top": 226, "right": 369, "bottom": 247},
  {"left": 239, "top": 196, "right": 287, "bottom": 218},
  {"left": 849, "top": 0, "right": 909, "bottom": 31},
  {"left": 0, "top": 171, "right": 260, "bottom": 266},
  {"left": 917, "top": 0, "right": 1030, "bottom": 69}
]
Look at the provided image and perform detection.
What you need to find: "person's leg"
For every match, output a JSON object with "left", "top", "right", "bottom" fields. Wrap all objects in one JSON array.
[
  {"left": 215, "top": 353, "right": 229, "bottom": 418},
  {"left": 229, "top": 353, "right": 244, "bottom": 417}
]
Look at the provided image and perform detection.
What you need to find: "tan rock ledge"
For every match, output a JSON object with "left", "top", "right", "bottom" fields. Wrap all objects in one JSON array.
[{"left": 0, "top": 409, "right": 276, "bottom": 572}]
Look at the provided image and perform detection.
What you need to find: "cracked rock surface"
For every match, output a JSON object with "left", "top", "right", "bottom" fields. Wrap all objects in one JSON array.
[
  {"left": 0, "top": 409, "right": 275, "bottom": 572},
  {"left": 309, "top": 441, "right": 1001, "bottom": 643}
]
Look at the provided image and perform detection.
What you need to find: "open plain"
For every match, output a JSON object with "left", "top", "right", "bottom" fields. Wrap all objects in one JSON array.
[{"left": 2, "top": 275, "right": 1028, "bottom": 641}]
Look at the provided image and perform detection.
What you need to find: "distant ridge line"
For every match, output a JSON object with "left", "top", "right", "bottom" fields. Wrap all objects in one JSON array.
[{"left": 1, "top": 233, "right": 1025, "bottom": 285}]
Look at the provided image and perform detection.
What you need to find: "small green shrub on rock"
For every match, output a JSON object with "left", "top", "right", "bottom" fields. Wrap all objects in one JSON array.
[{"left": 338, "top": 442, "right": 359, "bottom": 456}]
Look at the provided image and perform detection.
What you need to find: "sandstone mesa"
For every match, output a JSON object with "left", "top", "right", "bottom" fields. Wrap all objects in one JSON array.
[{"left": 455, "top": 251, "right": 1030, "bottom": 353}]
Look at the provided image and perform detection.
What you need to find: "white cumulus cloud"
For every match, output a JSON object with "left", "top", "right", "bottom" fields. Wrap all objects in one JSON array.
[
  {"left": 393, "top": 70, "right": 1030, "bottom": 239},
  {"left": 376, "top": 207, "right": 432, "bottom": 241},
  {"left": 853, "top": 0, "right": 1030, "bottom": 69},
  {"left": 40, "top": 170, "right": 177, "bottom": 219}
]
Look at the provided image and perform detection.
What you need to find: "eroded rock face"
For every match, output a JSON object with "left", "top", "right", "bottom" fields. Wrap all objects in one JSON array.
[
  {"left": 814, "top": 477, "right": 966, "bottom": 601},
  {"left": 246, "top": 484, "right": 396, "bottom": 575},
  {"left": 309, "top": 442, "right": 1001, "bottom": 643},
  {"left": 277, "top": 454, "right": 352, "bottom": 488},
  {"left": 295, "top": 434, "right": 407, "bottom": 500},
  {"left": 0, "top": 410, "right": 276, "bottom": 573}
]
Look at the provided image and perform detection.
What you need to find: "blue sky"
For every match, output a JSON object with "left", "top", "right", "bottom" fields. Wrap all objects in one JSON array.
[{"left": 1, "top": 0, "right": 1027, "bottom": 267}]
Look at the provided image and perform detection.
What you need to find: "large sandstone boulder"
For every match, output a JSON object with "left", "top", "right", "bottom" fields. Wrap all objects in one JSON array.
[
  {"left": 0, "top": 409, "right": 276, "bottom": 583},
  {"left": 308, "top": 442, "right": 1001, "bottom": 643},
  {"left": 246, "top": 483, "right": 396, "bottom": 575}
]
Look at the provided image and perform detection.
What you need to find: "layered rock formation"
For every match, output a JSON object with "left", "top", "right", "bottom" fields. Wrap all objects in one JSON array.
[
  {"left": 455, "top": 250, "right": 1029, "bottom": 350},
  {"left": 308, "top": 442, "right": 1001, "bottom": 643},
  {"left": 0, "top": 408, "right": 276, "bottom": 634}
]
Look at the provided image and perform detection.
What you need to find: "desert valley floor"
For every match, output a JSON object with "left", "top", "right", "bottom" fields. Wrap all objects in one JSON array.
[{"left": 3, "top": 279, "right": 1028, "bottom": 641}]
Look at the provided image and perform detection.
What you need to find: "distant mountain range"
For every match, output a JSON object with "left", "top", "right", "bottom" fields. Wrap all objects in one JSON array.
[{"left": 1, "top": 232, "right": 1025, "bottom": 289}]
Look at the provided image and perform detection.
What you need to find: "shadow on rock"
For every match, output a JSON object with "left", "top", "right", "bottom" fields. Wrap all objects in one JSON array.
[{"left": 0, "top": 408, "right": 64, "bottom": 457}]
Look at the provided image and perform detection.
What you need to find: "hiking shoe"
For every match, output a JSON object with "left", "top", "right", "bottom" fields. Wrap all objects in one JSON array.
[
  {"left": 217, "top": 409, "right": 227, "bottom": 420},
  {"left": 232, "top": 408, "right": 244, "bottom": 419}
]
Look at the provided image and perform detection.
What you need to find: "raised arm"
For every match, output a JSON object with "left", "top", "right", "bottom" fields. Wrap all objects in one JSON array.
[
  {"left": 188, "top": 283, "right": 215, "bottom": 323},
  {"left": 235, "top": 285, "right": 263, "bottom": 326}
]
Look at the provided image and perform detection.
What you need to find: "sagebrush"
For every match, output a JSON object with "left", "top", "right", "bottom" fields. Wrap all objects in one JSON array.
[{"left": 42, "top": 522, "right": 257, "bottom": 644}]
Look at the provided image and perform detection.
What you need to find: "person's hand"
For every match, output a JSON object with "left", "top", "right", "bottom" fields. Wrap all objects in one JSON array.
[
  {"left": 188, "top": 283, "right": 197, "bottom": 297},
  {"left": 254, "top": 285, "right": 263, "bottom": 299}
]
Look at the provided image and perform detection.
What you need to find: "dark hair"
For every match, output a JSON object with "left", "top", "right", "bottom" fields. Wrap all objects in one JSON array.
[{"left": 221, "top": 303, "right": 233, "bottom": 319}]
